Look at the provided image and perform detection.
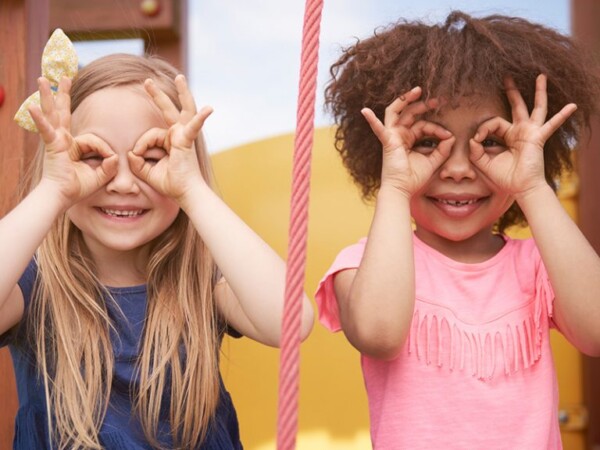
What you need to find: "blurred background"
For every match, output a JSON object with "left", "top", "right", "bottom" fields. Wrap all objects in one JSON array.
[{"left": 2, "top": 1, "right": 599, "bottom": 449}]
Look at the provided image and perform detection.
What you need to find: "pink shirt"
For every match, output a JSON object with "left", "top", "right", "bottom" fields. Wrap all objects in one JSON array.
[{"left": 315, "top": 235, "right": 562, "bottom": 449}]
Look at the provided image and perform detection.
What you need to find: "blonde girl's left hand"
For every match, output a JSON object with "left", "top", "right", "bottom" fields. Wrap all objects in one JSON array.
[
  {"left": 129, "top": 75, "right": 213, "bottom": 202},
  {"left": 469, "top": 74, "right": 577, "bottom": 198}
]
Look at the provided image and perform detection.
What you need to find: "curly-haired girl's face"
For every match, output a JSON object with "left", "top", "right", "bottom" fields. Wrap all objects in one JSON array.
[{"left": 410, "top": 95, "right": 514, "bottom": 258}]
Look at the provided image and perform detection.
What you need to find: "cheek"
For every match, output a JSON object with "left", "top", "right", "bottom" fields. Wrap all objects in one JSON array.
[
  {"left": 154, "top": 196, "right": 181, "bottom": 224},
  {"left": 409, "top": 196, "right": 431, "bottom": 223},
  {"left": 65, "top": 203, "right": 87, "bottom": 229}
]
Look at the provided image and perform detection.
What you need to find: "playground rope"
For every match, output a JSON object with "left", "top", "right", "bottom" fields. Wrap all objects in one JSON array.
[{"left": 277, "top": 0, "right": 324, "bottom": 449}]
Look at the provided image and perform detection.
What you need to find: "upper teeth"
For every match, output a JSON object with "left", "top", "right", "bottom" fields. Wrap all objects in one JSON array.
[
  {"left": 439, "top": 199, "right": 477, "bottom": 206},
  {"left": 102, "top": 208, "right": 143, "bottom": 217}
]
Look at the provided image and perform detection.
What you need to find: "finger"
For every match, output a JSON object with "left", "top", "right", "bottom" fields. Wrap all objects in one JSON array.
[
  {"left": 473, "top": 117, "right": 512, "bottom": 143},
  {"left": 396, "top": 98, "right": 439, "bottom": 127},
  {"left": 435, "top": 135, "right": 455, "bottom": 158},
  {"left": 144, "top": 78, "right": 180, "bottom": 125},
  {"left": 132, "top": 128, "right": 169, "bottom": 155},
  {"left": 428, "top": 136, "right": 455, "bottom": 169},
  {"left": 411, "top": 120, "right": 452, "bottom": 141},
  {"left": 540, "top": 103, "right": 577, "bottom": 140},
  {"left": 361, "top": 107, "right": 387, "bottom": 144},
  {"left": 384, "top": 87, "right": 422, "bottom": 127},
  {"left": 503, "top": 76, "right": 529, "bottom": 122},
  {"left": 127, "top": 151, "right": 157, "bottom": 185},
  {"left": 469, "top": 137, "right": 492, "bottom": 170},
  {"left": 175, "top": 74, "right": 197, "bottom": 121},
  {"left": 181, "top": 106, "right": 213, "bottom": 145},
  {"left": 54, "top": 77, "right": 72, "bottom": 130},
  {"left": 530, "top": 74, "right": 548, "bottom": 124},
  {"left": 75, "top": 134, "right": 116, "bottom": 160},
  {"left": 37, "top": 77, "right": 56, "bottom": 121},
  {"left": 28, "top": 104, "right": 57, "bottom": 144},
  {"left": 96, "top": 153, "right": 119, "bottom": 185},
  {"left": 127, "top": 150, "right": 148, "bottom": 179}
]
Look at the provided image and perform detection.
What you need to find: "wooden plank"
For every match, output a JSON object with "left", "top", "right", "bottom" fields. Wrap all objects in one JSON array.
[
  {"left": 0, "top": 0, "right": 49, "bottom": 447},
  {"left": 49, "top": 0, "right": 180, "bottom": 41}
]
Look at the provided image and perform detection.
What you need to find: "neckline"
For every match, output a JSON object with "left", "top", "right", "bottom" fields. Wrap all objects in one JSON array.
[
  {"left": 105, "top": 284, "right": 147, "bottom": 295},
  {"left": 412, "top": 232, "right": 513, "bottom": 271}
]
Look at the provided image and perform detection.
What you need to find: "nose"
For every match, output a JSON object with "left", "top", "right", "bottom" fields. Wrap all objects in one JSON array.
[
  {"left": 438, "top": 141, "right": 476, "bottom": 181},
  {"left": 106, "top": 157, "right": 141, "bottom": 194}
]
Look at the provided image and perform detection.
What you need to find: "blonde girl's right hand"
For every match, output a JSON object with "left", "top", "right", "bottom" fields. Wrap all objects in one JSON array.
[
  {"left": 28, "top": 77, "right": 118, "bottom": 207},
  {"left": 362, "top": 86, "right": 454, "bottom": 198}
]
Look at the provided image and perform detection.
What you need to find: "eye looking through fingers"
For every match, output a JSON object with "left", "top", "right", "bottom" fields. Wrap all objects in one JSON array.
[
  {"left": 142, "top": 148, "right": 168, "bottom": 165},
  {"left": 80, "top": 153, "right": 104, "bottom": 168},
  {"left": 412, "top": 137, "right": 440, "bottom": 155},
  {"left": 480, "top": 137, "right": 507, "bottom": 155}
]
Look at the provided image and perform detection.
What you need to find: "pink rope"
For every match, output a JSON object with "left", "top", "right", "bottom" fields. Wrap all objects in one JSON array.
[{"left": 277, "top": 0, "right": 324, "bottom": 449}]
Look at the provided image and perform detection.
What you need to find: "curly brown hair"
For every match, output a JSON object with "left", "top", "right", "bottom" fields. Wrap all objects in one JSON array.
[{"left": 325, "top": 10, "right": 600, "bottom": 231}]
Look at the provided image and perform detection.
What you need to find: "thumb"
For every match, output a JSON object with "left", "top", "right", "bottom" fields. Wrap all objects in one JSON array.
[
  {"left": 128, "top": 151, "right": 152, "bottom": 182},
  {"left": 96, "top": 154, "right": 119, "bottom": 185}
]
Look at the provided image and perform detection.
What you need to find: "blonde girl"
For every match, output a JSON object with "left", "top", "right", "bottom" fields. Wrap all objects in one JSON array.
[{"left": 0, "top": 52, "right": 313, "bottom": 449}]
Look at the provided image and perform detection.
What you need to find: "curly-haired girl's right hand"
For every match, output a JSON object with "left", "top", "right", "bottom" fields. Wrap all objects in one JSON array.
[
  {"left": 28, "top": 77, "right": 118, "bottom": 209},
  {"left": 362, "top": 86, "right": 454, "bottom": 198}
]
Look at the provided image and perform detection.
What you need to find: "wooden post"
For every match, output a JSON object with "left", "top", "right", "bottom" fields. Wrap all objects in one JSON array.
[
  {"left": 570, "top": 1, "right": 600, "bottom": 448},
  {"left": 0, "top": 0, "right": 49, "bottom": 447}
]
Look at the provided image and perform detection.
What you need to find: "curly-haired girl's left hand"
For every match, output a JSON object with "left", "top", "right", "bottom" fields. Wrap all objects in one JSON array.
[
  {"left": 129, "top": 75, "right": 212, "bottom": 203},
  {"left": 469, "top": 74, "right": 576, "bottom": 199}
]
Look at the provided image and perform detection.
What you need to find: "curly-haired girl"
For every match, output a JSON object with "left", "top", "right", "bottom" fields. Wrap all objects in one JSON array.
[{"left": 315, "top": 11, "right": 600, "bottom": 449}]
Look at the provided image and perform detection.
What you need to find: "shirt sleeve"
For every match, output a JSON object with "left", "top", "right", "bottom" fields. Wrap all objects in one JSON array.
[
  {"left": 0, "top": 259, "right": 38, "bottom": 347},
  {"left": 314, "top": 239, "right": 367, "bottom": 332}
]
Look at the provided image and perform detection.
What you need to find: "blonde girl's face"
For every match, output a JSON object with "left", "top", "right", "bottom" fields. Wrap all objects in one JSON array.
[
  {"left": 67, "top": 86, "right": 180, "bottom": 262},
  {"left": 409, "top": 95, "right": 514, "bottom": 257}
]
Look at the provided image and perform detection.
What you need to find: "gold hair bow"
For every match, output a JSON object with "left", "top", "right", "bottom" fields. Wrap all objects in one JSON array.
[{"left": 14, "top": 28, "right": 78, "bottom": 132}]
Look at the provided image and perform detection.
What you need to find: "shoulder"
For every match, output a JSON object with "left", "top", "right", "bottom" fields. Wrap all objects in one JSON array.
[
  {"left": 0, "top": 259, "right": 38, "bottom": 346},
  {"left": 330, "top": 238, "right": 368, "bottom": 270},
  {"left": 314, "top": 238, "right": 368, "bottom": 332}
]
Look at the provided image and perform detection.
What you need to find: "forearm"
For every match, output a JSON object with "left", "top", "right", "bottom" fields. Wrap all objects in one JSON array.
[
  {"left": 518, "top": 185, "right": 600, "bottom": 355},
  {"left": 180, "top": 181, "right": 313, "bottom": 346},
  {"left": 340, "top": 186, "right": 415, "bottom": 359},
  {"left": 0, "top": 180, "right": 66, "bottom": 304}
]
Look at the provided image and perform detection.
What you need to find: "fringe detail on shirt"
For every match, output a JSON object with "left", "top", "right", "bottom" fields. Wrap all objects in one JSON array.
[{"left": 407, "top": 297, "right": 543, "bottom": 381}]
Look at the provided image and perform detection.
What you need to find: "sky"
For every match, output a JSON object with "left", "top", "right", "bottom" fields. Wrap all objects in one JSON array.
[{"left": 76, "top": 0, "right": 570, "bottom": 154}]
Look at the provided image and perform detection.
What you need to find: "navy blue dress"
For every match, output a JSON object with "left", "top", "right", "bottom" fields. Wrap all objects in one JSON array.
[{"left": 0, "top": 261, "right": 243, "bottom": 449}]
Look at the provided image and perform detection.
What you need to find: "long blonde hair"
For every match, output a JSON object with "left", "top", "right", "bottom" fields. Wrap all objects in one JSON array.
[{"left": 27, "top": 54, "right": 222, "bottom": 449}]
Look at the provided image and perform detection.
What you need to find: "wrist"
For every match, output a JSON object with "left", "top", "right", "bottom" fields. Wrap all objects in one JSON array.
[
  {"left": 515, "top": 183, "right": 557, "bottom": 213},
  {"left": 377, "top": 183, "right": 412, "bottom": 202},
  {"left": 36, "top": 178, "right": 74, "bottom": 213},
  {"left": 176, "top": 178, "right": 212, "bottom": 213}
]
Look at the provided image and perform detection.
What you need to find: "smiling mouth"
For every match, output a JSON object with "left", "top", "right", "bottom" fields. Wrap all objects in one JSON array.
[
  {"left": 99, "top": 208, "right": 146, "bottom": 217},
  {"left": 435, "top": 198, "right": 480, "bottom": 207}
]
